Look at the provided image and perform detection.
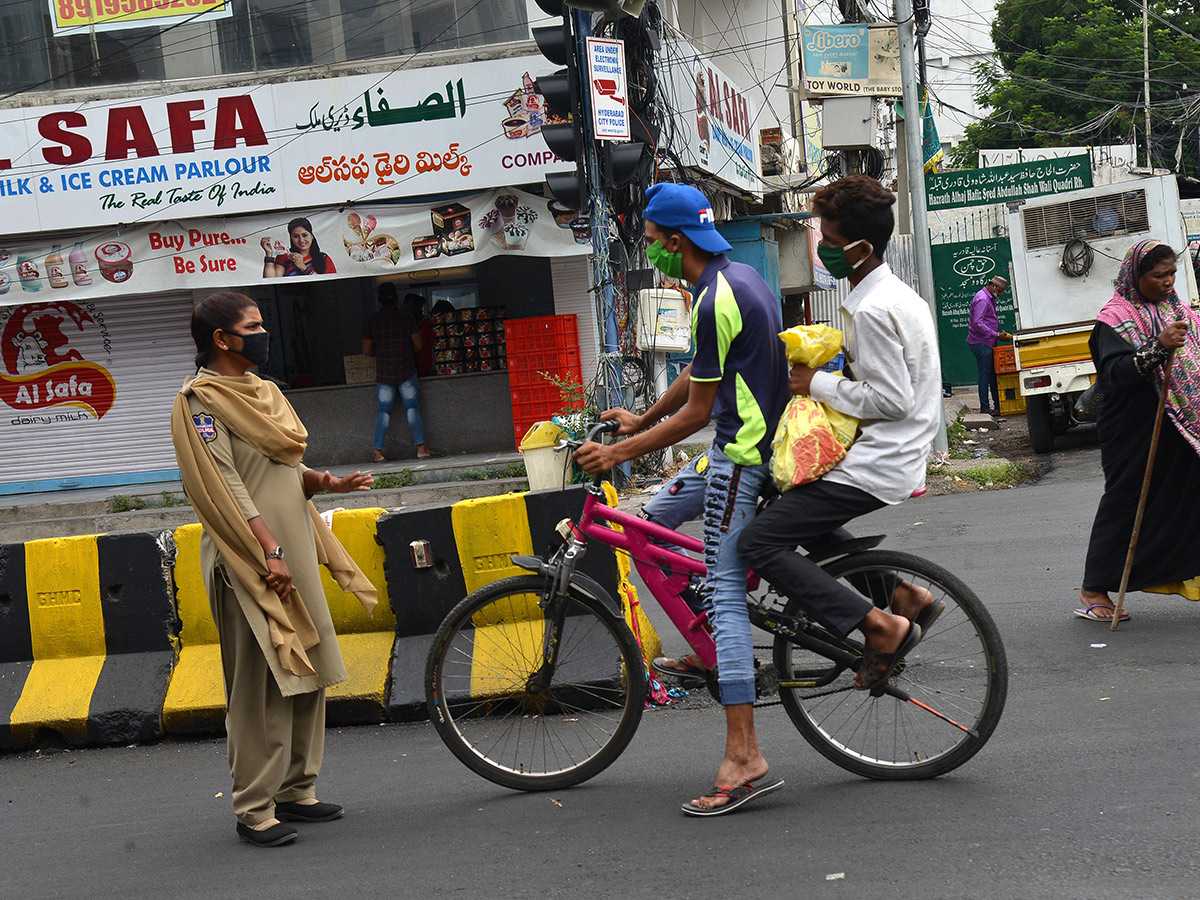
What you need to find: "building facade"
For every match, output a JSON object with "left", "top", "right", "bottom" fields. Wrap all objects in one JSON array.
[{"left": 0, "top": 1, "right": 799, "bottom": 495}]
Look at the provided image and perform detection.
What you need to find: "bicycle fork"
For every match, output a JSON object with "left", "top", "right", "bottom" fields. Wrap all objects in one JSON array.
[{"left": 526, "top": 539, "right": 586, "bottom": 695}]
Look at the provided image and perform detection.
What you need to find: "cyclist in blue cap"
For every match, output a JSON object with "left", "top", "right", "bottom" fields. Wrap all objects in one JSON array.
[{"left": 575, "top": 181, "right": 789, "bottom": 816}]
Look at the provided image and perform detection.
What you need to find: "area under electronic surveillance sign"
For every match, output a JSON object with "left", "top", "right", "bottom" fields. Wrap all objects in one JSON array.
[{"left": 585, "top": 38, "right": 631, "bottom": 141}]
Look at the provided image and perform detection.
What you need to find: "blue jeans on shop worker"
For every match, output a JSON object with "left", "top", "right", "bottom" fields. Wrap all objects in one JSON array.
[
  {"left": 374, "top": 375, "right": 425, "bottom": 450},
  {"left": 968, "top": 342, "right": 999, "bottom": 412},
  {"left": 697, "top": 444, "right": 768, "bottom": 707}
]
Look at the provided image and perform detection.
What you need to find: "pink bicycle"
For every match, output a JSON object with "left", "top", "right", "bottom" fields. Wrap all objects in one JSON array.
[{"left": 425, "top": 422, "right": 1007, "bottom": 791}]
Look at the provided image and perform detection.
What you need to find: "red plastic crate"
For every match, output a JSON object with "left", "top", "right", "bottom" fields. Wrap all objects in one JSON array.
[{"left": 506, "top": 315, "right": 583, "bottom": 448}]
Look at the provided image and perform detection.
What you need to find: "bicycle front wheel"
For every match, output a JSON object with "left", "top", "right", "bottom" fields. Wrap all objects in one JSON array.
[
  {"left": 773, "top": 550, "right": 1007, "bottom": 780},
  {"left": 425, "top": 575, "right": 646, "bottom": 791}
]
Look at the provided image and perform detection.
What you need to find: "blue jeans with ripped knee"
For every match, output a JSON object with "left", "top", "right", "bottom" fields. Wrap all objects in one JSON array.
[
  {"left": 699, "top": 444, "right": 768, "bottom": 706},
  {"left": 374, "top": 375, "right": 425, "bottom": 450}
]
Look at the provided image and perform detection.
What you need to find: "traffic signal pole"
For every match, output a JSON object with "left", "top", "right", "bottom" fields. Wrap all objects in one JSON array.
[{"left": 573, "top": 10, "right": 624, "bottom": 417}]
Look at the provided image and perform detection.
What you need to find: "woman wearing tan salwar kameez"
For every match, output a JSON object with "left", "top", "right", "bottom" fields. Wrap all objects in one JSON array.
[{"left": 171, "top": 292, "right": 377, "bottom": 848}]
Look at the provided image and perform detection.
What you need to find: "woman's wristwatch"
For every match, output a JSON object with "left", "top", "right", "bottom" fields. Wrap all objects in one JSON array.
[{"left": 265, "top": 545, "right": 285, "bottom": 559}]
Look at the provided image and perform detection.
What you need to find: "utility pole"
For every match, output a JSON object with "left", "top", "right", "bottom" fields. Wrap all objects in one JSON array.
[
  {"left": 897, "top": 0, "right": 947, "bottom": 453},
  {"left": 1143, "top": 0, "right": 1152, "bottom": 167}
]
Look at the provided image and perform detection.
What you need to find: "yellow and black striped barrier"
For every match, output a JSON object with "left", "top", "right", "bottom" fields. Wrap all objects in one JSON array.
[
  {"left": 381, "top": 485, "right": 659, "bottom": 719},
  {"left": 0, "top": 532, "right": 174, "bottom": 749},
  {"left": 0, "top": 487, "right": 656, "bottom": 750},
  {"left": 162, "top": 508, "right": 396, "bottom": 734}
]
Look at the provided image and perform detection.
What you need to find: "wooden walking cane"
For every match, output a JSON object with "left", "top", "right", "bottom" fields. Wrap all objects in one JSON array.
[{"left": 1111, "top": 348, "right": 1176, "bottom": 631}]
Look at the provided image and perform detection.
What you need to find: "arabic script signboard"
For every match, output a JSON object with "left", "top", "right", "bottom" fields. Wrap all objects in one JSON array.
[
  {"left": 585, "top": 38, "right": 630, "bottom": 141},
  {"left": 48, "top": 0, "right": 232, "bottom": 35},
  {"left": 800, "top": 25, "right": 900, "bottom": 97},
  {"left": 931, "top": 238, "right": 1015, "bottom": 384},
  {"left": 925, "top": 154, "right": 1093, "bottom": 211},
  {"left": 0, "top": 55, "right": 574, "bottom": 235},
  {"left": 0, "top": 187, "right": 587, "bottom": 308}
]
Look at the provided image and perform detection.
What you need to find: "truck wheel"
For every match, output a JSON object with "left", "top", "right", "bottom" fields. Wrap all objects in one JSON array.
[{"left": 1027, "top": 395, "right": 1055, "bottom": 453}]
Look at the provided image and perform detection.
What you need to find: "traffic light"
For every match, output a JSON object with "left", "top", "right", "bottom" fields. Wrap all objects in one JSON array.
[
  {"left": 602, "top": 141, "right": 649, "bottom": 188},
  {"left": 533, "top": 3, "right": 587, "bottom": 209}
]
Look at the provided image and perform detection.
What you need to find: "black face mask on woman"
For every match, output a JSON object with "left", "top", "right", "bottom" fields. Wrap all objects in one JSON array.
[{"left": 230, "top": 330, "right": 270, "bottom": 368}]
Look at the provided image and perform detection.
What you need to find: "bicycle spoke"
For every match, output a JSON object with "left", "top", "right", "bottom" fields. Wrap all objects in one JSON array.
[
  {"left": 429, "top": 580, "right": 645, "bottom": 787},
  {"left": 773, "top": 551, "right": 1006, "bottom": 778}
]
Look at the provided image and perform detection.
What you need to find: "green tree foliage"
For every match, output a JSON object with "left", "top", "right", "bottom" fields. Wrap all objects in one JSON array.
[{"left": 948, "top": 0, "right": 1200, "bottom": 170}]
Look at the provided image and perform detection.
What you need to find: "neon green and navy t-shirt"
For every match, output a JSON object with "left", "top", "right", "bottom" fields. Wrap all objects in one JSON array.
[{"left": 690, "top": 255, "right": 788, "bottom": 466}]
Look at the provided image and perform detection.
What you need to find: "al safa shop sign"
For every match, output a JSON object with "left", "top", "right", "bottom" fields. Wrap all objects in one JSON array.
[{"left": 0, "top": 55, "right": 575, "bottom": 235}]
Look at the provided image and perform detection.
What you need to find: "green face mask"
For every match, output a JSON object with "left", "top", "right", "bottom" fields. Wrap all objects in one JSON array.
[
  {"left": 647, "top": 240, "right": 684, "bottom": 280},
  {"left": 817, "top": 238, "right": 871, "bottom": 280}
]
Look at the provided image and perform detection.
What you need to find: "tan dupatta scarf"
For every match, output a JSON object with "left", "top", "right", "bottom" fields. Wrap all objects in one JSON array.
[{"left": 170, "top": 371, "right": 377, "bottom": 676}]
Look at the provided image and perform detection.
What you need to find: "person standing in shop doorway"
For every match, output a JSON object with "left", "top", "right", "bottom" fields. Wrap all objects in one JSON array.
[
  {"left": 966, "top": 275, "right": 1011, "bottom": 414},
  {"left": 364, "top": 283, "right": 431, "bottom": 461}
]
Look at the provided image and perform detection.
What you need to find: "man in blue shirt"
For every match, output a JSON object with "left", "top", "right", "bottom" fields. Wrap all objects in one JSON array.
[{"left": 575, "top": 182, "right": 789, "bottom": 816}]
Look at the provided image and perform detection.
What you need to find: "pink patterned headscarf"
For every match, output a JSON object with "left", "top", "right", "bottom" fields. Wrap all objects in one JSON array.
[{"left": 1096, "top": 239, "right": 1200, "bottom": 454}]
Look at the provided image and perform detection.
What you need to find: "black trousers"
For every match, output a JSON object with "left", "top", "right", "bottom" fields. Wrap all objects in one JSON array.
[{"left": 738, "top": 478, "right": 887, "bottom": 638}]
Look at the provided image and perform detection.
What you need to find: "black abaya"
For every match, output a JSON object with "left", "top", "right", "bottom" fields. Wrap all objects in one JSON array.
[{"left": 1081, "top": 322, "right": 1200, "bottom": 592}]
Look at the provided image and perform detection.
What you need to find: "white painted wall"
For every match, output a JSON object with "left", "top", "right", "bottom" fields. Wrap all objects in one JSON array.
[{"left": 923, "top": 0, "right": 998, "bottom": 147}]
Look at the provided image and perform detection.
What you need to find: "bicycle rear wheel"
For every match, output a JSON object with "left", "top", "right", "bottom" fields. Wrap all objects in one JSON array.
[
  {"left": 773, "top": 550, "right": 1007, "bottom": 780},
  {"left": 426, "top": 575, "right": 646, "bottom": 791}
]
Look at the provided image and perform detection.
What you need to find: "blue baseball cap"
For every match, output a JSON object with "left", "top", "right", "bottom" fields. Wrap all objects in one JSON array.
[{"left": 644, "top": 183, "right": 732, "bottom": 254}]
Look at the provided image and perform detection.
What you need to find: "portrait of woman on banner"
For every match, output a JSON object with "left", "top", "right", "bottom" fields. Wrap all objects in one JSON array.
[{"left": 262, "top": 217, "right": 337, "bottom": 278}]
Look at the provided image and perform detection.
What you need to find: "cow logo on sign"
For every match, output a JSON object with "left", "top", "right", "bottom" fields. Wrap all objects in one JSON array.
[{"left": 0, "top": 301, "right": 117, "bottom": 421}]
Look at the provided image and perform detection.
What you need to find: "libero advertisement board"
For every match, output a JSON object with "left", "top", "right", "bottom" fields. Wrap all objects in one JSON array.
[{"left": 0, "top": 54, "right": 574, "bottom": 234}]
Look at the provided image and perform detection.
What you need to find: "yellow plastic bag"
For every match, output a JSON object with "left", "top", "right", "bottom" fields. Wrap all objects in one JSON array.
[{"left": 770, "top": 325, "right": 859, "bottom": 492}]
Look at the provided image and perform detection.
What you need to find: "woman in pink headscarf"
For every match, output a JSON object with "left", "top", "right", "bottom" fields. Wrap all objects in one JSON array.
[{"left": 1075, "top": 239, "right": 1200, "bottom": 622}]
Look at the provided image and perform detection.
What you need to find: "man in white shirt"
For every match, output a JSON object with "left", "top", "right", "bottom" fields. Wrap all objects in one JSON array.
[{"left": 737, "top": 175, "right": 943, "bottom": 690}]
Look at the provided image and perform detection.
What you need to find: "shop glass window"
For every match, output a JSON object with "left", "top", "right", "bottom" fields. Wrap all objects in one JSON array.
[
  {"left": 0, "top": 0, "right": 165, "bottom": 94},
  {"left": 0, "top": 0, "right": 530, "bottom": 95},
  {"left": 431, "top": 285, "right": 479, "bottom": 310}
]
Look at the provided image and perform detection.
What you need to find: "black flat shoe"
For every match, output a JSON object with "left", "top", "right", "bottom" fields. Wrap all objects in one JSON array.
[
  {"left": 275, "top": 800, "right": 345, "bottom": 822},
  {"left": 236, "top": 821, "right": 298, "bottom": 847}
]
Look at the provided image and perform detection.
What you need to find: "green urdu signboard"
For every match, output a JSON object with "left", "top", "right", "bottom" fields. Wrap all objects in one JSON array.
[
  {"left": 925, "top": 154, "right": 1092, "bottom": 211},
  {"left": 931, "top": 238, "right": 1016, "bottom": 385}
]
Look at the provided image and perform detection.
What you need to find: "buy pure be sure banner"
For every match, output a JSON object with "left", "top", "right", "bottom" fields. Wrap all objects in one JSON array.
[{"left": 0, "top": 187, "right": 588, "bottom": 306}]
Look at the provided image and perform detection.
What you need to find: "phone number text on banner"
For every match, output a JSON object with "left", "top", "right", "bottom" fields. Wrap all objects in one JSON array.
[{"left": 49, "top": 0, "right": 231, "bottom": 36}]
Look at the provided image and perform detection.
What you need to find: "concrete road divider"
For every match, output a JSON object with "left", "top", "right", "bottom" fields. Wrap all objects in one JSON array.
[
  {"left": 162, "top": 508, "right": 396, "bottom": 735},
  {"left": 2, "top": 486, "right": 658, "bottom": 748},
  {"left": 160, "top": 523, "right": 222, "bottom": 734},
  {"left": 320, "top": 508, "right": 395, "bottom": 723},
  {"left": 0, "top": 532, "right": 174, "bottom": 750},
  {"left": 383, "top": 485, "right": 659, "bottom": 719},
  {"left": 0, "top": 541, "right": 33, "bottom": 749}
]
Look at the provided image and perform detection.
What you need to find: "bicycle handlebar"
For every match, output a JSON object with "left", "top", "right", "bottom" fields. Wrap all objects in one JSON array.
[{"left": 555, "top": 419, "right": 621, "bottom": 452}]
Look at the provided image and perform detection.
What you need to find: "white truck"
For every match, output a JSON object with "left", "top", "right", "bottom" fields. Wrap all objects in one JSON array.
[{"left": 1006, "top": 174, "right": 1197, "bottom": 452}]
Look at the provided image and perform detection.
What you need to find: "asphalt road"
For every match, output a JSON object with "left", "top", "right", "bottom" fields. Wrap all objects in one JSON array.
[{"left": 6, "top": 432, "right": 1200, "bottom": 900}]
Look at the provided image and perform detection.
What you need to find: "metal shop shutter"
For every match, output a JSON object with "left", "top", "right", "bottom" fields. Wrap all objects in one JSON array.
[{"left": 0, "top": 293, "right": 195, "bottom": 493}]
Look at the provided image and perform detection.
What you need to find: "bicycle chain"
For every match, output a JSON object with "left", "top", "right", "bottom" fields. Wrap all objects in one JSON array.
[{"left": 749, "top": 643, "right": 858, "bottom": 707}]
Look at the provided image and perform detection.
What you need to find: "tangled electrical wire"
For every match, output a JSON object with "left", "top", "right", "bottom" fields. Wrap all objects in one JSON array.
[{"left": 1062, "top": 238, "right": 1095, "bottom": 277}]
